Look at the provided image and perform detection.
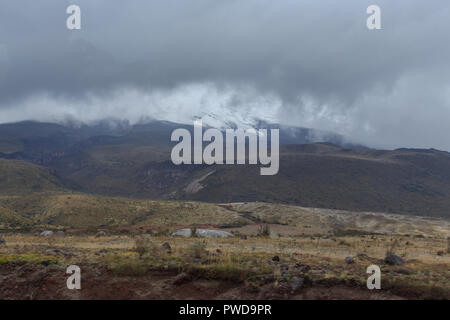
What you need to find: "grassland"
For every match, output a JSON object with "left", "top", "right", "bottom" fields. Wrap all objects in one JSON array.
[
  {"left": 0, "top": 193, "right": 251, "bottom": 229},
  {"left": 2, "top": 191, "right": 449, "bottom": 240},
  {"left": 0, "top": 229, "right": 448, "bottom": 300},
  {"left": 0, "top": 159, "right": 65, "bottom": 195},
  {"left": 0, "top": 168, "right": 448, "bottom": 300}
]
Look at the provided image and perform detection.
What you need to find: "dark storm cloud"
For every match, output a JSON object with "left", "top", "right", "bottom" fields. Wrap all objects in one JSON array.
[{"left": 0, "top": 0, "right": 450, "bottom": 150}]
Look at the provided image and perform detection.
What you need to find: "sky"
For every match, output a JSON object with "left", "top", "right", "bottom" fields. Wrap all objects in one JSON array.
[{"left": 0, "top": 0, "right": 450, "bottom": 151}]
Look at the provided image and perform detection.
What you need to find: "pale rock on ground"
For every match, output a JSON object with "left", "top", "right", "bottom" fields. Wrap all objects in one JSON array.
[{"left": 171, "top": 228, "right": 233, "bottom": 238}]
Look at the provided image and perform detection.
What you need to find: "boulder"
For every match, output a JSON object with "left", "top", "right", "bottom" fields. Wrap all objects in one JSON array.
[
  {"left": 171, "top": 228, "right": 192, "bottom": 237},
  {"left": 345, "top": 256, "right": 355, "bottom": 264},
  {"left": 40, "top": 230, "right": 54, "bottom": 237},
  {"left": 385, "top": 253, "right": 405, "bottom": 265},
  {"left": 55, "top": 231, "right": 65, "bottom": 237},
  {"left": 0, "top": 236, "right": 5, "bottom": 245},
  {"left": 171, "top": 228, "right": 233, "bottom": 238},
  {"left": 162, "top": 242, "right": 171, "bottom": 251},
  {"left": 172, "top": 272, "right": 192, "bottom": 286},
  {"left": 272, "top": 255, "right": 280, "bottom": 262},
  {"left": 290, "top": 276, "right": 303, "bottom": 291},
  {"left": 45, "top": 249, "right": 58, "bottom": 256},
  {"left": 300, "top": 265, "right": 311, "bottom": 273},
  {"left": 96, "top": 231, "right": 107, "bottom": 237},
  {"left": 269, "top": 232, "right": 279, "bottom": 239},
  {"left": 41, "top": 260, "right": 51, "bottom": 266},
  {"left": 196, "top": 229, "right": 233, "bottom": 238},
  {"left": 394, "top": 267, "right": 413, "bottom": 275},
  {"left": 210, "top": 249, "right": 223, "bottom": 257}
]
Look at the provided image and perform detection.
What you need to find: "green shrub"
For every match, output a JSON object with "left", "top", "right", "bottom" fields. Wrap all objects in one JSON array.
[
  {"left": 133, "top": 236, "right": 159, "bottom": 258},
  {"left": 0, "top": 253, "right": 59, "bottom": 265},
  {"left": 105, "top": 252, "right": 148, "bottom": 276},
  {"left": 187, "top": 240, "right": 207, "bottom": 259}
]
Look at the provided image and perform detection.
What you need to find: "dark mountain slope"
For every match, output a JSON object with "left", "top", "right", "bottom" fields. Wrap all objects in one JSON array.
[
  {"left": 0, "top": 121, "right": 449, "bottom": 218},
  {"left": 174, "top": 145, "right": 450, "bottom": 218}
]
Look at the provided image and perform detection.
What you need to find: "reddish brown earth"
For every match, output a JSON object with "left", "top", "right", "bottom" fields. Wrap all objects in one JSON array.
[{"left": 0, "top": 264, "right": 403, "bottom": 300}]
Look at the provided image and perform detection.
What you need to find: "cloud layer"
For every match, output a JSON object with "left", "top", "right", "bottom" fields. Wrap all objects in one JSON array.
[{"left": 0, "top": 0, "right": 450, "bottom": 150}]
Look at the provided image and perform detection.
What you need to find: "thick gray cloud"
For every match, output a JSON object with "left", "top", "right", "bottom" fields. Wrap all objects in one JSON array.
[{"left": 0, "top": 0, "right": 450, "bottom": 150}]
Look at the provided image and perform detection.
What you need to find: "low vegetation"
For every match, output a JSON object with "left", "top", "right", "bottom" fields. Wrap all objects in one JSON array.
[
  {"left": 0, "top": 232, "right": 448, "bottom": 299},
  {"left": 0, "top": 253, "right": 60, "bottom": 265}
]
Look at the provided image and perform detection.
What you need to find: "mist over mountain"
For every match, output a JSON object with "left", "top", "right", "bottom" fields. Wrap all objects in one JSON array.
[
  {"left": 1, "top": 1, "right": 450, "bottom": 151},
  {"left": 0, "top": 120, "right": 449, "bottom": 218},
  {"left": 0, "top": 0, "right": 448, "bottom": 225}
]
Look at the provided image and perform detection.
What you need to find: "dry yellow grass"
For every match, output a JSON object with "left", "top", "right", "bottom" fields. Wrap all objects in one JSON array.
[
  {"left": 1, "top": 233, "right": 448, "bottom": 297},
  {"left": 3, "top": 233, "right": 448, "bottom": 262}
]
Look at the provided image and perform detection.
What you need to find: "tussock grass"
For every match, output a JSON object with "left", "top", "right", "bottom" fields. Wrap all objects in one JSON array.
[
  {"left": 0, "top": 253, "right": 60, "bottom": 265},
  {"left": 1, "top": 233, "right": 449, "bottom": 298},
  {"left": 104, "top": 252, "right": 148, "bottom": 276}
]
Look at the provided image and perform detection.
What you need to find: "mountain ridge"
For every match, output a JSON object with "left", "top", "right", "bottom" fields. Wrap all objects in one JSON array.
[{"left": 0, "top": 120, "right": 449, "bottom": 219}]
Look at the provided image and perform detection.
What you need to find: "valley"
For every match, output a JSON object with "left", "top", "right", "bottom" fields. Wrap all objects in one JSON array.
[
  {"left": 0, "top": 120, "right": 449, "bottom": 300},
  {"left": 0, "top": 121, "right": 449, "bottom": 218}
]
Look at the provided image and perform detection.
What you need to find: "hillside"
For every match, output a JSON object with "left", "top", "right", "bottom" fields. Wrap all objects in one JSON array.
[
  {"left": 0, "top": 193, "right": 250, "bottom": 229},
  {"left": 0, "top": 158, "right": 65, "bottom": 195},
  {"left": 0, "top": 121, "right": 450, "bottom": 218},
  {"left": 178, "top": 144, "right": 450, "bottom": 218},
  {"left": 0, "top": 203, "right": 31, "bottom": 228},
  {"left": 0, "top": 192, "right": 448, "bottom": 239}
]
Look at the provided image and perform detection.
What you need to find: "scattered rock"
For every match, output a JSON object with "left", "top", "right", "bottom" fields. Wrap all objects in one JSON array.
[
  {"left": 62, "top": 251, "right": 73, "bottom": 258},
  {"left": 40, "top": 230, "right": 54, "bottom": 237},
  {"left": 394, "top": 267, "right": 413, "bottom": 275},
  {"left": 0, "top": 236, "right": 5, "bottom": 246},
  {"left": 300, "top": 265, "right": 311, "bottom": 273},
  {"left": 41, "top": 260, "right": 51, "bottom": 266},
  {"left": 55, "top": 231, "right": 65, "bottom": 237},
  {"left": 290, "top": 276, "right": 303, "bottom": 291},
  {"left": 345, "top": 256, "right": 355, "bottom": 264},
  {"left": 210, "top": 249, "right": 223, "bottom": 256},
  {"left": 171, "top": 228, "right": 233, "bottom": 238},
  {"left": 385, "top": 253, "right": 405, "bottom": 265},
  {"left": 45, "top": 249, "right": 58, "bottom": 256},
  {"left": 272, "top": 255, "right": 280, "bottom": 262},
  {"left": 357, "top": 253, "right": 369, "bottom": 259},
  {"left": 95, "top": 231, "right": 107, "bottom": 237},
  {"left": 269, "top": 232, "right": 279, "bottom": 239},
  {"left": 162, "top": 242, "right": 171, "bottom": 252}
]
